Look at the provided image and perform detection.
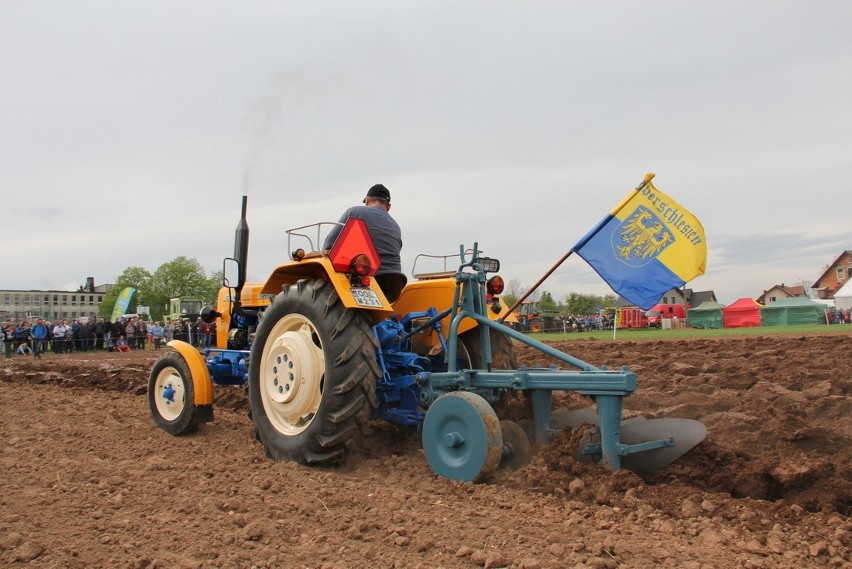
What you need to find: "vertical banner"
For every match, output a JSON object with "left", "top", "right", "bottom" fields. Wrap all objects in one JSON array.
[{"left": 110, "top": 287, "right": 136, "bottom": 321}]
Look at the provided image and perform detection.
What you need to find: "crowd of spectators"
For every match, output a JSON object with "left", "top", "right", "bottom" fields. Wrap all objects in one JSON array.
[
  {"left": 2, "top": 305, "right": 848, "bottom": 361},
  {"left": 827, "top": 308, "right": 851, "bottom": 324},
  {"left": 2, "top": 316, "right": 216, "bottom": 359}
]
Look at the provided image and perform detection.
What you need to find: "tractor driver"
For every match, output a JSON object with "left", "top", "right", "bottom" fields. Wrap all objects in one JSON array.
[{"left": 323, "top": 183, "right": 405, "bottom": 301}]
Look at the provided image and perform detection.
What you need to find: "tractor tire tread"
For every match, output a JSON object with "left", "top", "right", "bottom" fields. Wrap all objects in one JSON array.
[
  {"left": 327, "top": 392, "right": 367, "bottom": 424},
  {"left": 250, "top": 279, "right": 377, "bottom": 466},
  {"left": 317, "top": 423, "right": 358, "bottom": 448}
]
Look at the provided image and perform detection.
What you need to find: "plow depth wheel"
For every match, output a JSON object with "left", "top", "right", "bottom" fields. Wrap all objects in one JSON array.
[
  {"left": 148, "top": 351, "right": 198, "bottom": 436},
  {"left": 422, "top": 392, "right": 502, "bottom": 482},
  {"left": 248, "top": 279, "right": 379, "bottom": 465},
  {"left": 498, "top": 420, "right": 532, "bottom": 471}
]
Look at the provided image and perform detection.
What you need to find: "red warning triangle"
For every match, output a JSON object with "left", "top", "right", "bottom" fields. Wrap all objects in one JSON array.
[{"left": 328, "top": 218, "right": 381, "bottom": 275}]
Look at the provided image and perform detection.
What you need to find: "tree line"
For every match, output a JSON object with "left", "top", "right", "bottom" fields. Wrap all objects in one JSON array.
[
  {"left": 500, "top": 278, "right": 616, "bottom": 316},
  {"left": 99, "top": 256, "right": 222, "bottom": 321}
]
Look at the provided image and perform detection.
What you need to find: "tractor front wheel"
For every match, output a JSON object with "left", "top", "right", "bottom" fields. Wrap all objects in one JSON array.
[
  {"left": 248, "top": 279, "right": 379, "bottom": 465},
  {"left": 148, "top": 351, "right": 198, "bottom": 436}
]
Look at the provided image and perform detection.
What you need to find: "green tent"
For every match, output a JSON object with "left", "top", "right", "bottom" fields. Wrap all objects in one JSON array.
[
  {"left": 760, "top": 297, "right": 828, "bottom": 326},
  {"left": 687, "top": 300, "right": 724, "bottom": 329}
]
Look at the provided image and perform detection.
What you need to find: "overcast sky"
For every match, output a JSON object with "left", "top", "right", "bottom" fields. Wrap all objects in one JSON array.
[{"left": 3, "top": 1, "right": 851, "bottom": 305}]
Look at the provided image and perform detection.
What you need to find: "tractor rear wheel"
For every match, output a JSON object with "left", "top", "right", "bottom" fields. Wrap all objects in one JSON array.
[
  {"left": 248, "top": 279, "right": 379, "bottom": 465},
  {"left": 148, "top": 351, "right": 198, "bottom": 436},
  {"left": 458, "top": 327, "right": 517, "bottom": 370}
]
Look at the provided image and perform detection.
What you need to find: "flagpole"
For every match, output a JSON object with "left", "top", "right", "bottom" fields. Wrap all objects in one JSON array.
[
  {"left": 613, "top": 308, "right": 618, "bottom": 341},
  {"left": 500, "top": 173, "right": 655, "bottom": 321}
]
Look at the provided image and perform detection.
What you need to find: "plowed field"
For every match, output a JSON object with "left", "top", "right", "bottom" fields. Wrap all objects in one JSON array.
[{"left": 1, "top": 331, "right": 849, "bottom": 568}]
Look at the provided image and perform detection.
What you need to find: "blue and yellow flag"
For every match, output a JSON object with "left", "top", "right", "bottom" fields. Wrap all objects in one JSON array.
[
  {"left": 110, "top": 287, "right": 136, "bottom": 320},
  {"left": 573, "top": 174, "right": 706, "bottom": 310}
]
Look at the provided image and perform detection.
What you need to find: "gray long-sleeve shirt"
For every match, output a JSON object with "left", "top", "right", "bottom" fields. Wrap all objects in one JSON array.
[{"left": 323, "top": 205, "right": 403, "bottom": 275}]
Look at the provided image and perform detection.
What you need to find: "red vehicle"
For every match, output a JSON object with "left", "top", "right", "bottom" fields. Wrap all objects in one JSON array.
[
  {"left": 618, "top": 307, "right": 648, "bottom": 329},
  {"left": 645, "top": 304, "right": 687, "bottom": 327}
]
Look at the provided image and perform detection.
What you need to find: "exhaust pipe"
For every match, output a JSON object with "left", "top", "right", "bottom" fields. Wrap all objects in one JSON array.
[
  {"left": 234, "top": 195, "right": 249, "bottom": 289},
  {"left": 230, "top": 195, "right": 254, "bottom": 320}
]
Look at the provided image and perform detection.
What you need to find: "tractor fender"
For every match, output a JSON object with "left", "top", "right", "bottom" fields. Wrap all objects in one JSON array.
[
  {"left": 392, "top": 277, "right": 517, "bottom": 350},
  {"left": 260, "top": 257, "right": 394, "bottom": 324},
  {"left": 166, "top": 340, "right": 213, "bottom": 406},
  {"left": 213, "top": 282, "right": 272, "bottom": 349}
]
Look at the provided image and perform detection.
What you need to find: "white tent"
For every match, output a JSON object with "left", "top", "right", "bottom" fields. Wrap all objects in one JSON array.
[{"left": 835, "top": 280, "right": 852, "bottom": 311}]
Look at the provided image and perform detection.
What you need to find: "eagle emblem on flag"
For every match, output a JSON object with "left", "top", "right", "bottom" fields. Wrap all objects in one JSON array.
[{"left": 611, "top": 206, "right": 674, "bottom": 267}]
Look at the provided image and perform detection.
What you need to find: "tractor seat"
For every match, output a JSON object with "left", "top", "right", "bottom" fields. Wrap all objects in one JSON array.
[{"left": 375, "top": 272, "right": 408, "bottom": 303}]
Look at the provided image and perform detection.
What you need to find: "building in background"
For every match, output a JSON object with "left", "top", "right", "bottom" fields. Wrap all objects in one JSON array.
[
  {"left": 0, "top": 277, "right": 113, "bottom": 322},
  {"left": 757, "top": 284, "right": 808, "bottom": 305},
  {"left": 812, "top": 250, "right": 852, "bottom": 300}
]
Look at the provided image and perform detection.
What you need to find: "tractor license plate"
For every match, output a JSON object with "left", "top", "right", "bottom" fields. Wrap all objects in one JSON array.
[{"left": 350, "top": 288, "right": 383, "bottom": 308}]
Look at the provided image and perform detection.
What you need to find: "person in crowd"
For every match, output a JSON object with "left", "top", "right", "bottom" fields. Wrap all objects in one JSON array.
[
  {"left": 150, "top": 321, "right": 164, "bottom": 350},
  {"left": 135, "top": 318, "right": 148, "bottom": 350},
  {"left": 16, "top": 343, "right": 32, "bottom": 356},
  {"left": 43, "top": 319, "right": 53, "bottom": 353},
  {"left": 163, "top": 321, "right": 175, "bottom": 344},
  {"left": 94, "top": 318, "right": 105, "bottom": 350},
  {"left": 201, "top": 319, "right": 212, "bottom": 349},
  {"left": 71, "top": 319, "right": 81, "bottom": 351},
  {"left": 192, "top": 319, "right": 200, "bottom": 345},
  {"left": 111, "top": 319, "right": 124, "bottom": 346},
  {"left": 125, "top": 318, "right": 136, "bottom": 350},
  {"left": 174, "top": 320, "right": 186, "bottom": 343},
  {"left": 3, "top": 322, "right": 17, "bottom": 359},
  {"left": 16, "top": 320, "right": 31, "bottom": 350},
  {"left": 115, "top": 335, "right": 131, "bottom": 352},
  {"left": 52, "top": 320, "right": 67, "bottom": 354},
  {"left": 78, "top": 318, "right": 91, "bottom": 351},
  {"left": 30, "top": 318, "right": 49, "bottom": 359},
  {"left": 103, "top": 318, "right": 112, "bottom": 349},
  {"left": 64, "top": 324, "right": 74, "bottom": 352}
]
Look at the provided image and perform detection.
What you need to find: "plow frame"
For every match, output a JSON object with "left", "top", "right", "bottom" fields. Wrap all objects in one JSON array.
[{"left": 411, "top": 243, "right": 675, "bottom": 472}]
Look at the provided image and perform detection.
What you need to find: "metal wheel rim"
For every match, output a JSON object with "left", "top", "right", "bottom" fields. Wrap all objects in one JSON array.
[
  {"left": 153, "top": 365, "right": 186, "bottom": 422},
  {"left": 422, "top": 392, "right": 502, "bottom": 482},
  {"left": 260, "top": 313, "right": 326, "bottom": 436}
]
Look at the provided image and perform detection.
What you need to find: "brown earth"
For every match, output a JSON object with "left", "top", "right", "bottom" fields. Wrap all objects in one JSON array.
[{"left": 1, "top": 332, "right": 850, "bottom": 568}]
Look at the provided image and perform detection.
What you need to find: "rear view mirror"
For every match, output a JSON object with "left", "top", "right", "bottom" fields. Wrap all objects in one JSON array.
[{"left": 223, "top": 258, "right": 240, "bottom": 289}]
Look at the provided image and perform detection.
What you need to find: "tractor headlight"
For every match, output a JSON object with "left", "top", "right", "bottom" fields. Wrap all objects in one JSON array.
[{"left": 478, "top": 257, "right": 500, "bottom": 273}]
